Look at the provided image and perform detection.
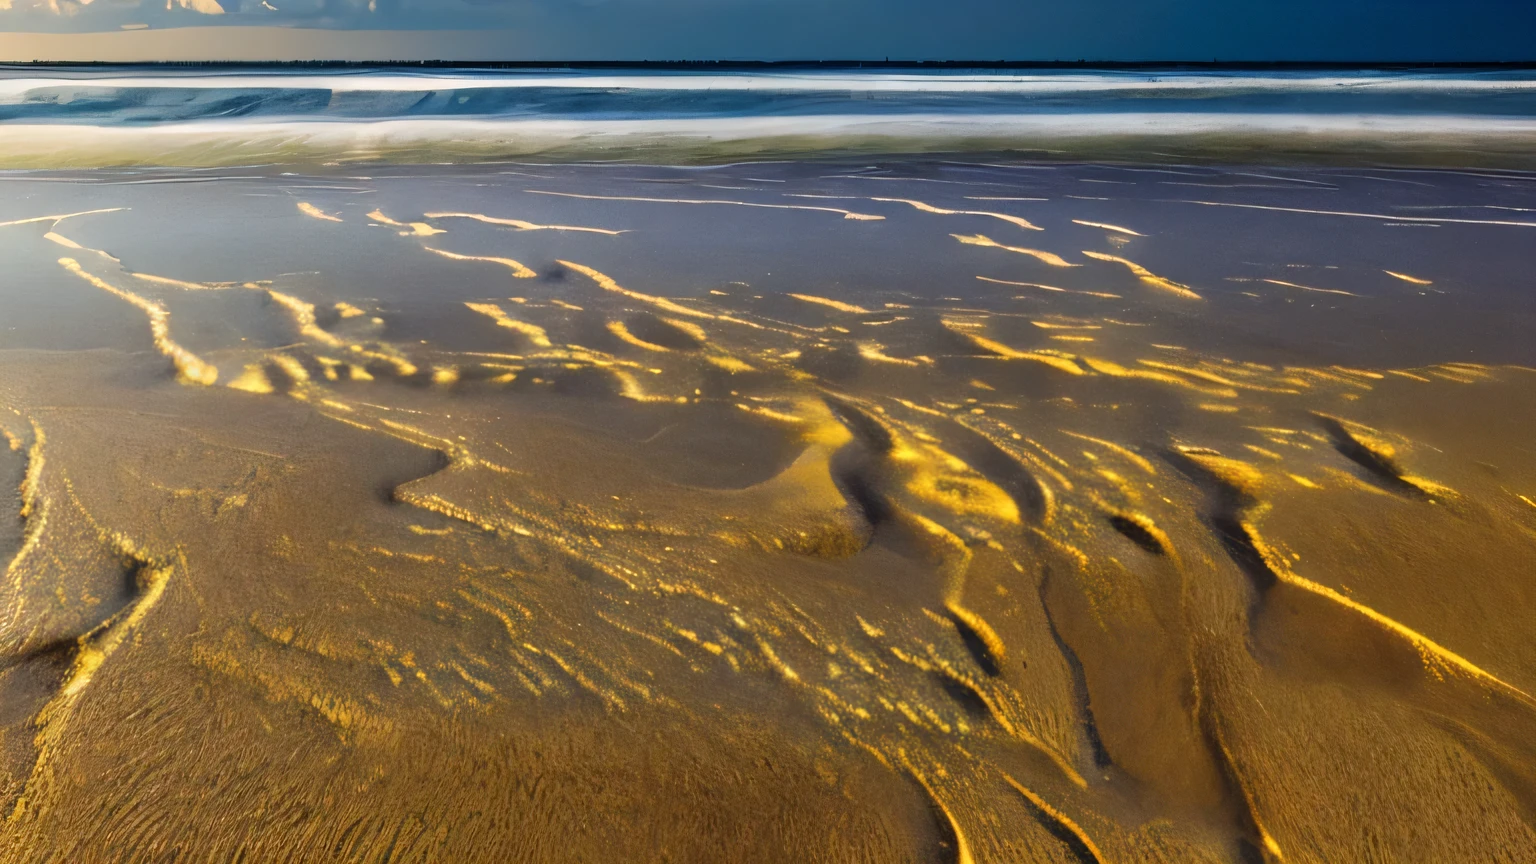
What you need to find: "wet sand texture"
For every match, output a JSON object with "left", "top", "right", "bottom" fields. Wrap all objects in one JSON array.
[{"left": 1, "top": 160, "right": 1535, "bottom": 862}]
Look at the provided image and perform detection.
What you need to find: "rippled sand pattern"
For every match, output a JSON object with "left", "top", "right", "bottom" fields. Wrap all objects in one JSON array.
[{"left": 1, "top": 161, "right": 1535, "bottom": 863}]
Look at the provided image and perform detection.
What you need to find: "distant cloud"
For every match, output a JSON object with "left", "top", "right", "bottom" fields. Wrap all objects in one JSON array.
[
  {"left": 0, "top": 0, "right": 1533, "bottom": 62},
  {"left": 0, "top": 0, "right": 222, "bottom": 19}
]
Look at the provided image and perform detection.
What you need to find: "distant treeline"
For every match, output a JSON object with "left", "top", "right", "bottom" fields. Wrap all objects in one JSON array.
[{"left": 8, "top": 59, "right": 1536, "bottom": 70}]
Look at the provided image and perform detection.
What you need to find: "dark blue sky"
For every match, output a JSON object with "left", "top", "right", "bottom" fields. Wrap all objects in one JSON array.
[{"left": 2, "top": 0, "right": 1534, "bottom": 61}]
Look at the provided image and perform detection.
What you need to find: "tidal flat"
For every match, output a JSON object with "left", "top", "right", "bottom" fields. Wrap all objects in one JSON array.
[{"left": 1, "top": 159, "right": 1535, "bottom": 862}]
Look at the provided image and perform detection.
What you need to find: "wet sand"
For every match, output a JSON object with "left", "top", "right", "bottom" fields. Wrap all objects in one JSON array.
[{"left": 1, "top": 159, "right": 1535, "bottom": 862}]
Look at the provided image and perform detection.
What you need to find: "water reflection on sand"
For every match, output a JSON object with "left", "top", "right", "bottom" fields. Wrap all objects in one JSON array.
[{"left": 1, "top": 160, "right": 1535, "bottom": 862}]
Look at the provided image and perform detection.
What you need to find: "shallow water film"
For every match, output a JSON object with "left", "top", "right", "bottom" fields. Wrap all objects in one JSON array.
[{"left": 2, "top": 156, "right": 1536, "bottom": 863}]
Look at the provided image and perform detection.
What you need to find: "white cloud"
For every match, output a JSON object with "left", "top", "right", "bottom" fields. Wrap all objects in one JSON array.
[
  {"left": 172, "top": 0, "right": 225, "bottom": 14},
  {"left": 0, "top": 0, "right": 223, "bottom": 15}
]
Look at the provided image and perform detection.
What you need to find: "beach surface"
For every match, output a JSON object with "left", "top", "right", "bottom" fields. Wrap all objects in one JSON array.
[{"left": 1, "top": 156, "right": 1535, "bottom": 862}]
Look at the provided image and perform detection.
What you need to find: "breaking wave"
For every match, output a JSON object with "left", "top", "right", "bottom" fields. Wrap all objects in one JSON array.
[{"left": 3, "top": 67, "right": 1536, "bottom": 167}]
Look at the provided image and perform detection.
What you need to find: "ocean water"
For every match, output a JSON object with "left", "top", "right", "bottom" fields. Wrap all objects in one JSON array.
[
  {"left": 2, "top": 66, "right": 1536, "bottom": 166},
  {"left": 2, "top": 68, "right": 1535, "bottom": 863}
]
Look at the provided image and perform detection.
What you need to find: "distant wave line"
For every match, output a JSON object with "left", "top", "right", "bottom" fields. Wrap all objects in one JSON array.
[
  {"left": 5, "top": 71, "right": 1536, "bottom": 98},
  {"left": 1, "top": 113, "right": 1534, "bottom": 137}
]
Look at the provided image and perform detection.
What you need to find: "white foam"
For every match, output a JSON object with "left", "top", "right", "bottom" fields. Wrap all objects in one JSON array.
[
  {"left": 2, "top": 112, "right": 1534, "bottom": 169},
  {"left": 2, "top": 70, "right": 1536, "bottom": 98}
]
